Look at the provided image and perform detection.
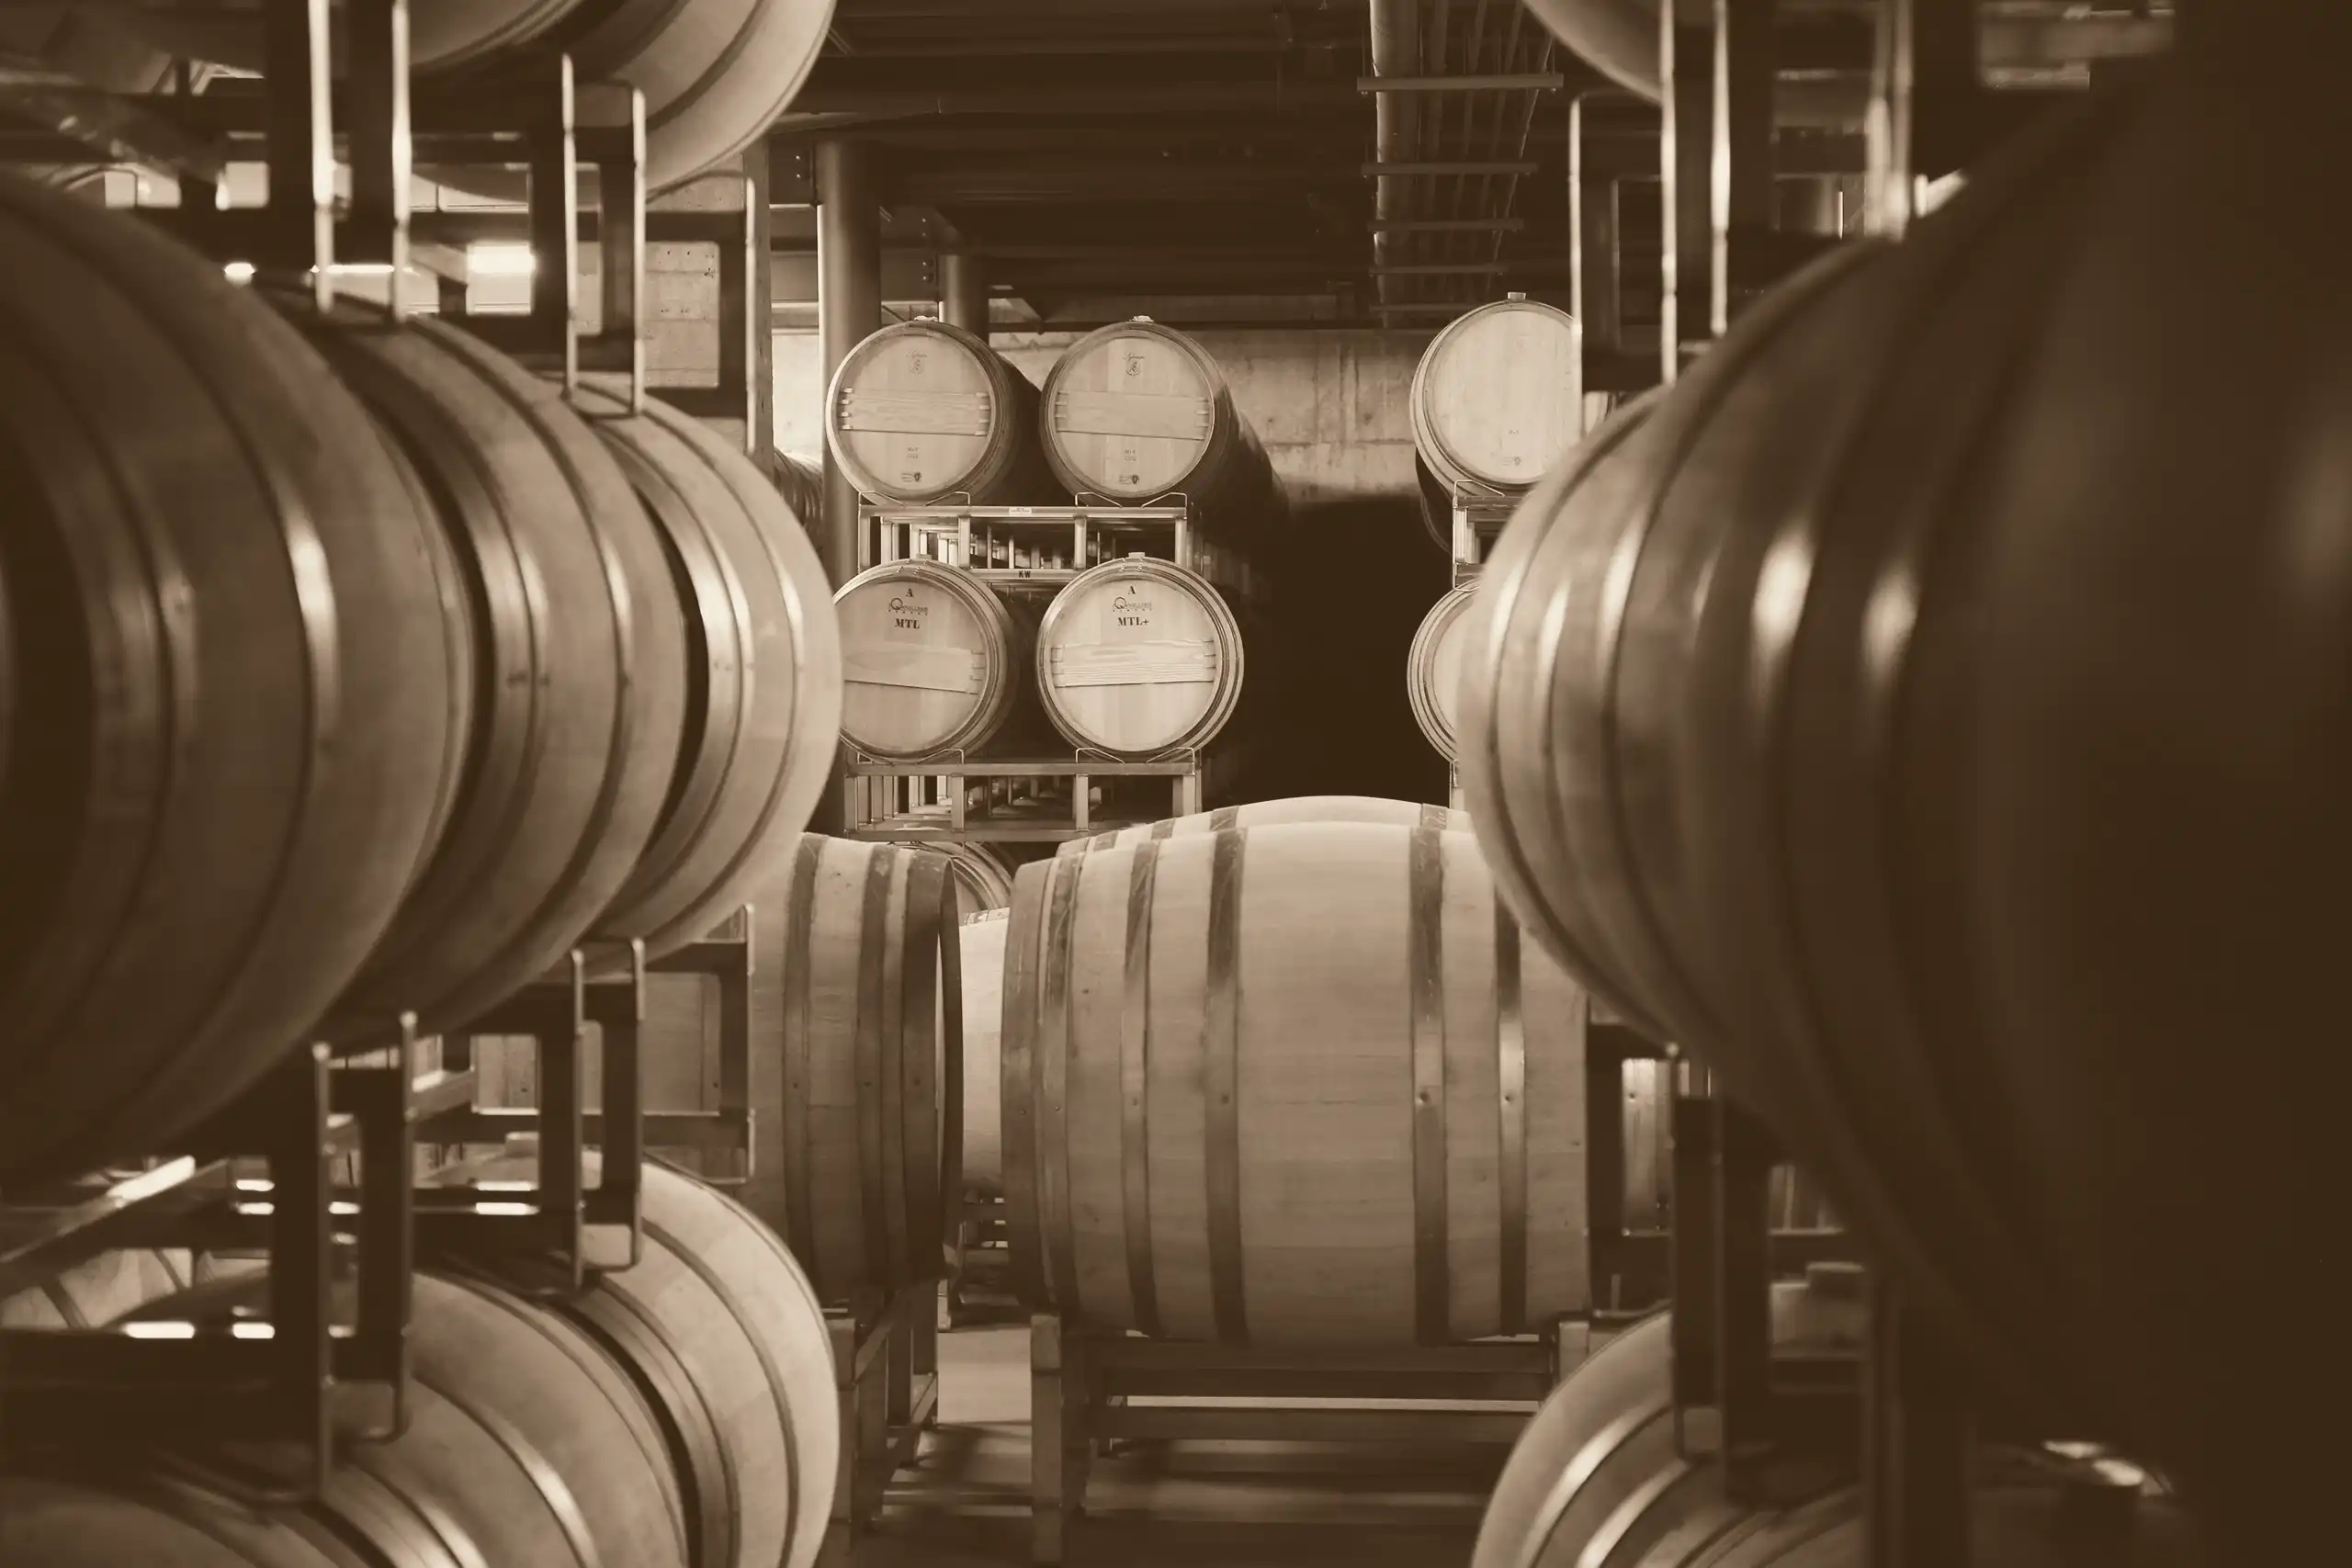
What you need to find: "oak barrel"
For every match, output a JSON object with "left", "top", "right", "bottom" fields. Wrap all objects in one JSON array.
[
  {"left": 1057, "top": 795, "right": 1468, "bottom": 858},
  {"left": 283, "top": 306, "right": 685, "bottom": 1039},
  {"left": 1410, "top": 297, "right": 1584, "bottom": 502},
  {"left": 1001, "top": 821, "right": 1589, "bottom": 1347},
  {"left": 826, "top": 320, "right": 1060, "bottom": 505},
  {"left": 773, "top": 447, "right": 825, "bottom": 525},
  {"left": 1034, "top": 558, "right": 1243, "bottom": 759},
  {"left": 732, "top": 836, "right": 962, "bottom": 1303},
  {"left": 448, "top": 1156, "right": 841, "bottom": 1568},
  {"left": 1407, "top": 583, "right": 1480, "bottom": 764},
  {"left": 1038, "top": 319, "right": 1283, "bottom": 542},
  {"left": 6, "top": 1267, "right": 691, "bottom": 1568},
  {"left": 937, "top": 841, "right": 1018, "bottom": 919},
  {"left": 576, "top": 389, "right": 842, "bottom": 956},
  {"left": 102, "top": 0, "right": 837, "bottom": 192},
  {"left": 835, "top": 559, "right": 1046, "bottom": 760},
  {"left": 0, "top": 1250, "right": 195, "bottom": 1329},
  {"left": 960, "top": 907, "right": 1012, "bottom": 1195},
  {"left": 0, "top": 175, "right": 457, "bottom": 1187},
  {"left": 1474, "top": 1272, "right": 2203, "bottom": 1568}
]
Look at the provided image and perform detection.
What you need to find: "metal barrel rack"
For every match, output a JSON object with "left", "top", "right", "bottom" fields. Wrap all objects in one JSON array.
[{"left": 0, "top": 0, "right": 708, "bottom": 1497}]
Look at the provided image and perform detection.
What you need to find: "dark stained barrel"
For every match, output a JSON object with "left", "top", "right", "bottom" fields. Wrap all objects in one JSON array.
[
  {"left": 1474, "top": 1271, "right": 2209, "bottom": 1568},
  {"left": 5, "top": 1268, "right": 689, "bottom": 1568},
  {"left": 1003, "top": 821, "right": 1589, "bottom": 1348},
  {"left": 1462, "top": 28, "right": 2343, "bottom": 1551},
  {"left": 826, "top": 320, "right": 1061, "bottom": 505},
  {"left": 1038, "top": 319, "right": 1284, "bottom": 546},
  {"left": 0, "top": 174, "right": 458, "bottom": 1188},
  {"left": 95, "top": 0, "right": 840, "bottom": 192},
  {"left": 449, "top": 1156, "right": 841, "bottom": 1568}
]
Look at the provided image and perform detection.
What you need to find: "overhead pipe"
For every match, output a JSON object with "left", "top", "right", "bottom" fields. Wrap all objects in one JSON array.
[{"left": 1367, "top": 0, "right": 1421, "bottom": 309}]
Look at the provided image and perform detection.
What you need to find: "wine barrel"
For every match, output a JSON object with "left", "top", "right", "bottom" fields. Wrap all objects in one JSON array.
[
  {"left": 1474, "top": 1272, "right": 2204, "bottom": 1568},
  {"left": 825, "top": 320, "right": 1061, "bottom": 505},
  {"left": 103, "top": 0, "right": 837, "bottom": 193},
  {"left": 0, "top": 175, "right": 458, "bottom": 1187},
  {"left": 574, "top": 389, "right": 842, "bottom": 956},
  {"left": 1001, "top": 820, "right": 1589, "bottom": 1348},
  {"left": 732, "top": 836, "right": 962, "bottom": 1303},
  {"left": 936, "top": 841, "right": 1018, "bottom": 918},
  {"left": 1407, "top": 583, "right": 1480, "bottom": 764},
  {"left": 1034, "top": 558, "right": 1244, "bottom": 759},
  {"left": 1409, "top": 297, "right": 1584, "bottom": 502},
  {"left": 1057, "top": 795, "right": 1469, "bottom": 858},
  {"left": 835, "top": 559, "right": 1046, "bottom": 760},
  {"left": 1465, "top": 35, "right": 2338, "bottom": 1549},
  {"left": 280, "top": 306, "right": 684, "bottom": 1038},
  {"left": 7, "top": 1268, "right": 690, "bottom": 1568},
  {"left": 449, "top": 1156, "right": 840, "bottom": 1568},
  {"left": 1038, "top": 318, "right": 1283, "bottom": 540},
  {"left": 960, "top": 907, "right": 1012, "bottom": 1195},
  {"left": 773, "top": 447, "right": 825, "bottom": 525}
]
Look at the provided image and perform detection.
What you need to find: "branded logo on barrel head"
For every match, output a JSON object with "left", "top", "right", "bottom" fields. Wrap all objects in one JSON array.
[
  {"left": 888, "top": 594, "right": 929, "bottom": 630},
  {"left": 1113, "top": 590, "right": 1152, "bottom": 627}
]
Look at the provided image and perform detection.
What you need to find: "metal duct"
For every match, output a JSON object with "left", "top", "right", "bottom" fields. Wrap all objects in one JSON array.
[
  {"left": 1367, "top": 0, "right": 1421, "bottom": 306},
  {"left": 1519, "top": 0, "right": 1662, "bottom": 101}
]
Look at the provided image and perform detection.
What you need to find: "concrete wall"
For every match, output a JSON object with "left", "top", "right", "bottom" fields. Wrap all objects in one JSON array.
[{"left": 775, "top": 324, "right": 1437, "bottom": 502}]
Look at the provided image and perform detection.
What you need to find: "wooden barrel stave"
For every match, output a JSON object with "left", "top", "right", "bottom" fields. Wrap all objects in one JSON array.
[
  {"left": 283, "top": 308, "right": 683, "bottom": 1039},
  {"left": 1003, "top": 821, "right": 1587, "bottom": 1348},
  {"left": 1407, "top": 583, "right": 1480, "bottom": 764},
  {"left": 771, "top": 448, "right": 825, "bottom": 525},
  {"left": 1034, "top": 558, "right": 1244, "bottom": 759},
  {"left": 932, "top": 841, "right": 1017, "bottom": 919},
  {"left": 0, "top": 175, "right": 457, "bottom": 1186},
  {"left": 1038, "top": 319, "right": 1283, "bottom": 544},
  {"left": 1057, "top": 795, "right": 1468, "bottom": 858},
  {"left": 835, "top": 559, "right": 1047, "bottom": 761},
  {"left": 826, "top": 320, "right": 1061, "bottom": 506}
]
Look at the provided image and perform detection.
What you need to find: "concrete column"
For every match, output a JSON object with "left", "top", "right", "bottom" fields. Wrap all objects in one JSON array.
[
  {"left": 939, "top": 250, "right": 989, "bottom": 334},
  {"left": 816, "top": 137, "right": 879, "bottom": 590}
]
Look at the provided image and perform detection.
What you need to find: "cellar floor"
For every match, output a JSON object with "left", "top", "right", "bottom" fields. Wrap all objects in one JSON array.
[{"left": 860, "top": 1317, "right": 1504, "bottom": 1568}]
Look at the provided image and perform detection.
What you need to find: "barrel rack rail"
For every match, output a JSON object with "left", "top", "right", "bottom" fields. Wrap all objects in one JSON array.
[{"left": 0, "top": 1, "right": 905, "bottom": 1526}]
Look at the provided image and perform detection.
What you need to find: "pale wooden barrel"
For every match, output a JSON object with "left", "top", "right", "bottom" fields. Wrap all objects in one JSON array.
[
  {"left": 448, "top": 1156, "right": 840, "bottom": 1568},
  {"left": 103, "top": 0, "right": 837, "bottom": 192},
  {"left": 0, "top": 1250, "right": 195, "bottom": 1328},
  {"left": 1409, "top": 296, "right": 1584, "bottom": 499},
  {"left": 960, "top": 907, "right": 1012, "bottom": 1194},
  {"left": 1474, "top": 1269, "right": 2202, "bottom": 1568},
  {"left": 1408, "top": 583, "right": 1481, "bottom": 763},
  {"left": 1057, "top": 795, "right": 1468, "bottom": 858},
  {"left": 1002, "top": 820, "right": 1589, "bottom": 1348},
  {"left": 1038, "top": 318, "right": 1283, "bottom": 542},
  {"left": 835, "top": 559, "right": 1044, "bottom": 760},
  {"left": 773, "top": 447, "right": 825, "bottom": 524},
  {"left": 735, "top": 836, "right": 962, "bottom": 1303},
  {"left": 7, "top": 1267, "right": 691, "bottom": 1568},
  {"left": 1034, "top": 558, "right": 1244, "bottom": 759},
  {"left": 826, "top": 320, "right": 1059, "bottom": 504}
]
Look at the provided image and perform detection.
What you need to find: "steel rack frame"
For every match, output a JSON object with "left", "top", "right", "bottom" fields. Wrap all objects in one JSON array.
[
  {"left": 1026, "top": 1313, "right": 1580, "bottom": 1566},
  {"left": 821, "top": 1280, "right": 944, "bottom": 1567},
  {"left": 844, "top": 752, "right": 1207, "bottom": 842}
]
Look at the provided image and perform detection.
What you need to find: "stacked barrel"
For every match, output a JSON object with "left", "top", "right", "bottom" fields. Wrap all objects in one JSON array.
[
  {"left": 1458, "top": 18, "right": 2341, "bottom": 1556},
  {"left": 827, "top": 316, "right": 1272, "bottom": 782},
  {"left": 1405, "top": 298, "right": 1584, "bottom": 769}
]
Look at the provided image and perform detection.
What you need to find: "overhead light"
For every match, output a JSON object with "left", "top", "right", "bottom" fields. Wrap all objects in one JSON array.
[
  {"left": 223, "top": 260, "right": 255, "bottom": 283},
  {"left": 469, "top": 243, "right": 537, "bottom": 278}
]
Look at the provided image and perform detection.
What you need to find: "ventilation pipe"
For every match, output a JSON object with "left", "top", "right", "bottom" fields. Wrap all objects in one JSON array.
[{"left": 1367, "top": 0, "right": 1421, "bottom": 307}]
